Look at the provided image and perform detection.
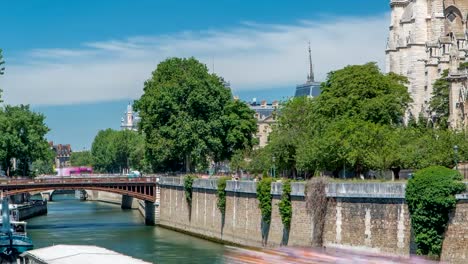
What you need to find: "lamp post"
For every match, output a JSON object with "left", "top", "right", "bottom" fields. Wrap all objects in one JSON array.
[{"left": 454, "top": 145, "right": 459, "bottom": 171}]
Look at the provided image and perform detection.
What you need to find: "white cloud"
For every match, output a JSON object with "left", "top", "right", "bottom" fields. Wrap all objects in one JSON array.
[{"left": 0, "top": 14, "right": 388, "bottom": 105}]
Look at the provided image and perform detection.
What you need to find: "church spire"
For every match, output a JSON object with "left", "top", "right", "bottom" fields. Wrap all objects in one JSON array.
[{"left": 307, "top": 41, "right": 314, "bottom": 83}]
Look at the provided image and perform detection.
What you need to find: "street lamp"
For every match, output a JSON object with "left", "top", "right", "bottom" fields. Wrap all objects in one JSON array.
[{"left": 454, "top": 145, "right": 459, "bottom": 170}]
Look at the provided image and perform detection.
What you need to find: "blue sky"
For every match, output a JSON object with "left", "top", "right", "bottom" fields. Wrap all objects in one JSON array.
[{"left": 0, "top": 0, "right": 389, "bottom": 150}]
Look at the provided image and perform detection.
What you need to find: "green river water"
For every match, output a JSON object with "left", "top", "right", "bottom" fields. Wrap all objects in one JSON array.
[{"left": 26, "top": 194, "right": 225, "bottom": 263}]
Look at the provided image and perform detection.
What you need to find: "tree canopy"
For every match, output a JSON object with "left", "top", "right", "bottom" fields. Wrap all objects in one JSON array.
[
  {"left": 250, "top": 63, "right": 415, "bottom": 178},
  {"left": 91, "top": 129, "right": 147, "bottom": 173},
  {"left": 135, "top": 57, "right": 257, "bottom": 173},
  {"left": 70, "top": 151, "right": 93, "bottom": 167},
  {"left": 429, "top": 70, "right": 450, "bottom": 129},
  {"left": 0, "top": 105, "right": 51, "bottom": 176}
]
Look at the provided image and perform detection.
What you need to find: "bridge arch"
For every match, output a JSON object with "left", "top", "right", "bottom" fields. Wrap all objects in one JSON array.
[{"left": 0, "top": 177, "right": 157, "bottom": 202}]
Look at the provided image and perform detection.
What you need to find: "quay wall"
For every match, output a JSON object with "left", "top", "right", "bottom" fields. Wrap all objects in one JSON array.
[
  {"left": 85, "top": 190, "right": 139, "bottom": 209},
  {"left": 158, "top": 178, "right": 468, "bottom": 263},
  {"left": 85, "top": 190, "right": 159, "bottom": 225},
  {"left": 16, "top": 201, "right": 48, "bottom": 220}
]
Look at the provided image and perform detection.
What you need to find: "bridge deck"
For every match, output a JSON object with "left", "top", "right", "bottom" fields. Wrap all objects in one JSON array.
[{"left": 0, "top": 177, "right": 158, "bottom": 202}]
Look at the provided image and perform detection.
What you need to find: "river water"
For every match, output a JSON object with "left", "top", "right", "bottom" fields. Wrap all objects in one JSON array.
[{"left": 27, "top": 194, "right": 225, "bottom": 263}]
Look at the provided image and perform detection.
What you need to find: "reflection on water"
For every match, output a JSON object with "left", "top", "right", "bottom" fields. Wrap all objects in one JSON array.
[{"left": 27, "top": 194, "right": 225, "bottom": 263}]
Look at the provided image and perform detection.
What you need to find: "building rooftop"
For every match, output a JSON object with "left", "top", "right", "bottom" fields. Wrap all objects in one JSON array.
[
  {"left": 49, "top": 142, "right": 72, "bottom": 157},
  {"left": 247, "top": 100, "right": 279, "bottom": 121},
  {"left": 20, "top": 245, "right": 152, "bottom": 264}
]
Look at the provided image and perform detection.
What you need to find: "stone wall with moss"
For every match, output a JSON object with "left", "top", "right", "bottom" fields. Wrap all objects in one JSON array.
[{"left": 158, "top": 178, "right": 467, "bottom": 263}]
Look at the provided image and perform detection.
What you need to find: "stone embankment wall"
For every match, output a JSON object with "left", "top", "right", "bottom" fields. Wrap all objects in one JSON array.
[
  {"left": 16, "top": 201, "right": 48, "bottom": 220},
  {"left": 85, "top": 190, "right": 159, "bottom": 225},
  {"left": 441, "top": 192, "right": 468, "bottom": 264},
  {"left": 85, "top": 190, "right": 139, "bottom": 208},
  {"left": 158, "top": 178, "right": 468, "bottom": 263}
]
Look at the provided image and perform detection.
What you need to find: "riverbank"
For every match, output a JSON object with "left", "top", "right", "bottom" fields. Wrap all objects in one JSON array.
[
  {"left": 13, "top": 200, "right": 48, "bottom": 221},
  {"left": 158, "top": 178, "right": 468, "bottom": 264}
]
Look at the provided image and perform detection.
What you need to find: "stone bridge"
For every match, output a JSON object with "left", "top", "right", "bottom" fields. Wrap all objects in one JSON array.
[{"left": 0, "top": 176, "right": 158, "bottom": 225}]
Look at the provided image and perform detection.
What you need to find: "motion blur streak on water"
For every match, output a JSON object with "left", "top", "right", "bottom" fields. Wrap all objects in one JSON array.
[{"left": 27, "top": 194, "right": 225, "bottom": 264}]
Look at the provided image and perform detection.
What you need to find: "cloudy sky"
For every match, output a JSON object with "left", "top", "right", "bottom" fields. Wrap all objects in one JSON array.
[{"left": 0, "top": 0, "right": 389, "bottom": 149}]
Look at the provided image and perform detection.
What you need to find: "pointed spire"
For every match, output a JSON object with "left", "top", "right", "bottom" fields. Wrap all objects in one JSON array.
[{"left": 308, "top": 41, "right": 314, "bottom": 83}]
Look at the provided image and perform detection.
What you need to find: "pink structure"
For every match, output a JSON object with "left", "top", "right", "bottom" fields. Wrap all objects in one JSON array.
[{"left": 55, "top": 167, "right": 93, "bottom": 176}]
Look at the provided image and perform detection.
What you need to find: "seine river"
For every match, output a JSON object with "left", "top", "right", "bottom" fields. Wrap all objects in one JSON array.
[{"left": 27, "top": 194, "right": 225, "bottom": 263}]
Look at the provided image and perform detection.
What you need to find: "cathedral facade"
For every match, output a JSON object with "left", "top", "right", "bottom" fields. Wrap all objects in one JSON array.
[{"left": 386, "top": 0, "right": 468, "bottom": 127}]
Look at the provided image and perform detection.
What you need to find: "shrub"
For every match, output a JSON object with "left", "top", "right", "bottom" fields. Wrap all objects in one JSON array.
[
  {"left": 217, "top": 177, "right": 229, "bottom": 215},
  {"left": 184, "top": 174, "right": 197, "bottom": 207},
  {"left": 278, "top": 180, "right": 292, "bottom": 228},
  {"left": 257, "top": 177, "right": 273, "bottom": 224},
  {"left": 406, "top": 166, "right": 466, "bottom": 257}
]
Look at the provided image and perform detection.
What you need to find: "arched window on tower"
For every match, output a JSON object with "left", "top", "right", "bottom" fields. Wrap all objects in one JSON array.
[{"left": 445, "top": 6, "right": 464, "bottom": 35}]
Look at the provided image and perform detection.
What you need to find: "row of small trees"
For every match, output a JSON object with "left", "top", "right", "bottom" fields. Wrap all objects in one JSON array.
[
  {"left": 70, "top": 129, "right": 147, "bottom": 174},
  {"left": 87, "top": 58, "right": 468, "bottom": 178},
  {"left": 248, "top": 63, "right": 468, "bottom": 178}
]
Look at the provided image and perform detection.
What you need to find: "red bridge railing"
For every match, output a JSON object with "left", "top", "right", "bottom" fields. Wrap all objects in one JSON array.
[{"left": 0, "top": 176, "right": 158, "bottom": 185}]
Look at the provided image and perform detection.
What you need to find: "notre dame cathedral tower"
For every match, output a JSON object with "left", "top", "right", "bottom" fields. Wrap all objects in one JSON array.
[{"left": 386, "top": 0, "right": 468, "bottom": 128}]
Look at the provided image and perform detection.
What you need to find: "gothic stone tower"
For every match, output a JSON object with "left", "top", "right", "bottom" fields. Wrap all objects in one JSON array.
[{"left": 386, "top": 0, "right": 468, "bottom": 127}]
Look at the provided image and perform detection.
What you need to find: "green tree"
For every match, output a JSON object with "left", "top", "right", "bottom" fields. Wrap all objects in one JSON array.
[
  {"left": 247, "top": 147, "right": 273, "bottom": 176},
  {"left": 230, "top": 150, "right": 248, "bottom": 177},
  {"left": 220, "top": 100, "right": 258, "bottom": 162},
  {"left": 406, "top": 166, "right": 466, "bottom": 257},
  {"left": 70, "top": 151, "right": 93, "bottom": 167},
  {"left": 267, "top": 97, "right": 314, "bottom": 178},
  {"left": 31, "top": 149, "right": 55, "bottom": 176},
  {"left": 315, "top": 63, "right": 410, "bottom": 125},
  {"left": 90, "top": 129, "right": 147, "bottom": 173},
  {"left": 114, "top": 130, "right": 147, "bottom": 172},
  {"left": 429, "top": 70, "right": 449, "bottom": 129},
  {"left": 293, "top": 64, "right": 411, "bottom": 177},
  {"left": 91, "top": 129, "right": 117, "bottom": 173},
  {"left": 0, "top": 105, "right": 50, "bottom": 176},
  {"left": 135, "top": 57, "right": 256, "bottom": 172}
]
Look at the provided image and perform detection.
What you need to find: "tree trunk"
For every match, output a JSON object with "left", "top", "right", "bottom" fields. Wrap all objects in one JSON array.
[
  {"left": 391, "top": 167, "right": 400, "bottom": 181},
  {"left": 185, "top": 154, "right": 191, "bottom": 173}
]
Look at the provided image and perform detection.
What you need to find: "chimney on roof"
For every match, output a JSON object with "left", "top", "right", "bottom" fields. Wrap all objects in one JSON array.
[
  {"left": 272, "top": 101, "right": 279, "bottom": 108},
  {"left": 261, "top": 100, "right": 267, "bottom": 108}
]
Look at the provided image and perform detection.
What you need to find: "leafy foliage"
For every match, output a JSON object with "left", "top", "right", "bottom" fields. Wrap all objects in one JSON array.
[
  {"left": 315, "top": 64, "right": 410, "bottom": 125},
  {"left": 91, "top": 129, "right": 146, "bottom": 173},
  {"left": 247, "top": 63, "right": 413, "bottom": 178},
  {"left": 184, "top": 174, "right": 196, "bottom": 207},
  {"left": 278, "top": 180, "right": 292, "bottom": 228},
  {"left": 246, "top": 62, "right": 468, "bottom": 179},
  {"left": 135, "top": 57, "right": 256, "bottom": 173},
  {"left": 216, "top": 177, "right": 229, "bottom": 215},
  {"left": 31, "top": 149, "right": 55, "bottom": 176},
  {"left": 0, "top": 105, "right": 50, "bottom": 176},
  {"left": 257, "top": 177, "right": 273, "bottom": 224},
  {"left": 429, "top": 70, "right": 449, "bottom": 129},
  {"left": 70, "top": 151, "right": 93, "bottom": 167},
  {"left": 405, "top": 166, "right": 466, "bottom": 256}
]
